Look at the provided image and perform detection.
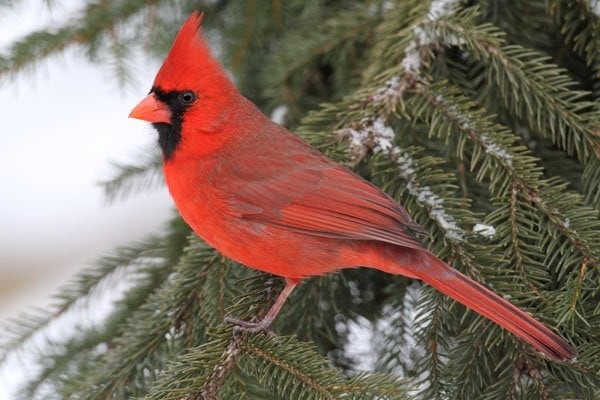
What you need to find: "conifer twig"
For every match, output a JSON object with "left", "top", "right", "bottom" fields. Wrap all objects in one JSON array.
[{"left": 195, "top": 336, "right": 243, "bottom": 400}]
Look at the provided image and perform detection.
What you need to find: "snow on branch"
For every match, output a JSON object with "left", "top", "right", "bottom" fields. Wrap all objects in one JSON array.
[
  {"left": 473, "top": 223, "right": 496, "bottom": 237},
  {"left": 373, "top": 76, "right": 402, "bottom": 102},
  {"left": 425, "top": 89, "right": 515, "bottom": 168},
  {"left": 338, "top": 118, "right": 465, "bottom": 242},
  {"left": 338, "top": 117, "right": 395, "bottom": 162},
  {"left": 402, "top": 0, "right": 460, "bottom": 75},
  {"left": 393, "top": 146, "right": 465, "bottom": 241},
  {"left": 480, "top": 134, "right": 514, "bottom": 167},
  {"left": 373, "top": 0, "right": 461, "bottom": 108}
]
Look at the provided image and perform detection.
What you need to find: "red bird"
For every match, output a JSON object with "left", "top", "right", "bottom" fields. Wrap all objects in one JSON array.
[{"left": 129, "top": 12, "right": 575, "bottom": 361}]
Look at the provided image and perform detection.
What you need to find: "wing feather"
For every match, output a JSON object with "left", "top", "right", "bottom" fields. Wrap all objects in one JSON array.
[{"left": 218, "top": 155, "right": 426, "bottom": 250}]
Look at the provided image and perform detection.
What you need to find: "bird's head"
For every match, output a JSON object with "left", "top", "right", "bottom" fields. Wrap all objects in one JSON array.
[{"left": 129, "top": 12, "right": 238, "bottom": 161}]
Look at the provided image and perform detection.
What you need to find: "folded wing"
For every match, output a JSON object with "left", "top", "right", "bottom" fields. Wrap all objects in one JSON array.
[{"left": 219, "top": 156, "right": 426, "bottom": 250}]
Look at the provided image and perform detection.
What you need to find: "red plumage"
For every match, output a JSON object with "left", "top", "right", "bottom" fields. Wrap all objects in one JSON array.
[{"left": 129, "top": 12, "right": 575, "bottom": 361}]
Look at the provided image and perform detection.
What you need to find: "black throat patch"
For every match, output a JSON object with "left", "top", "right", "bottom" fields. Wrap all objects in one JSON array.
[{"left": 151, "top": 86, "right": 195, "bottom": 161}]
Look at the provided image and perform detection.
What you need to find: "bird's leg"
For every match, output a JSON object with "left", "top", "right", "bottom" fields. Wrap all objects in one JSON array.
[{"left": 224, "top": 278, "right": 299, "bottom": 333}]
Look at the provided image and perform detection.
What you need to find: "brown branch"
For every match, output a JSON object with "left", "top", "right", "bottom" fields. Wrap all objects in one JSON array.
[{"left": 193, "top": 336, "right": 244, "bottom": 400}]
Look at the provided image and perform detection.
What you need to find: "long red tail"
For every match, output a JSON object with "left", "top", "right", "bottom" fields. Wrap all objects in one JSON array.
[{"left": 413, "top": 251, "right": 575, "bottom": 361}]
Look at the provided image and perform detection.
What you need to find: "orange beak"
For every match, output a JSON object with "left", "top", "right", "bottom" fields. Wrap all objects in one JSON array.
[{"left": 129, "top": 93, "right": 172, "bottom": 123}]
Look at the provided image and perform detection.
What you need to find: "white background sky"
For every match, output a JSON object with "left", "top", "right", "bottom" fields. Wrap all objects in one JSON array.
[{"left": 0, "top": 2, "right": 174, "bottom": 398}]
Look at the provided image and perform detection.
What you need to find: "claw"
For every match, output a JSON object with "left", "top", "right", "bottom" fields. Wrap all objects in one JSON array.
[
  {"left": 223, "top": 278, "right": 300, "bottom": 336},
  {"left": 224, "top": 316, "right": 278, "bottom": 339}
]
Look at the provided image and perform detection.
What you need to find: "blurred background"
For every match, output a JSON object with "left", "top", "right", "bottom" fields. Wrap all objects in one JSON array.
[{"left": 0, "top": 2, "right": 173, "bottom": 397}]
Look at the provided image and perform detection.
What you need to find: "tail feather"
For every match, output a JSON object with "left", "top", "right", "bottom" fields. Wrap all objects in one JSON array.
[{"left": 416, "top": 252, "right": 576, "bottom": 361}]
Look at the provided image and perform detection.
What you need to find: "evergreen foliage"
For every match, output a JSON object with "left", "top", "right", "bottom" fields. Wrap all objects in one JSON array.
[{"left": 2, "top": 0, "right": 600, "bottom": 398}]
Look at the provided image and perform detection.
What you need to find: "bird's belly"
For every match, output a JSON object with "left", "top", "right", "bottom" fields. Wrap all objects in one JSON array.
[
  {"left": 179, "top": 206, "right": 354, "bottom": 278},
  {"left": 171, "top": 188, "right": 397, "bottom": 279},
  {"left": 205, "top": 221, "right": 355, "bottom": 279},
  {"left": 171, "top": 186, "right": 416, "bottom": 279}
]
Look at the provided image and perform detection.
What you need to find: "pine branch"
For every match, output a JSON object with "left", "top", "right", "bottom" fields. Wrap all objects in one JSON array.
[
  {"left": 24, "top": 326, "right": 112, "bottom": 399},
  {"left": 427, "top": 9, "right": 600, "bottom": 162},
  {"left": 101, "top": 146, "right": 163, "bottom": 203},
  {"left": 258, "top": 2, "right": 382, "bottom": 118},
  {"left": 411, "top": 82, "right": 600, "bottom": 272},
  {"left": 480, "top": 0, "right": 552, "bottom": 50},
  {"left": 582, "top": 158, "right": 600, "bottom": 208},
  {"left": 72, "top": 236, "right": 219, "bottom": 399},
  {"left": 549, "top": 0, "right": 600, "bottom": 71},
  {"left": 505, "top": 190, "right": 549, "bottom": 301},
  {"left": 274, "top": 276, "right": 339, "bottom": 348},
  {"left": 0, "top": 0, "right": 164, "bottom": 81},
  {"left": 413, "top": 286, "right": 451, "bottom": 400},
  {"left": 543, "top": 0, "right": 600, "bottom": 204},
  {"left": 0, "top": 236, "right": 165, "bottom": 364},
  {"left": 241, "top": 334, "right": 410, "bottom": 399},
  {"left": 142, "top": 327, "right": 234, "bottom": 400},
  {"left": 199, "top": 336, "right": 244, "bottom": 400},
  {"left": 372, "top": 282, "right": 422, "bottom": 377},
  {"left": 447, "top": 328, "right": 514, "bottom": 399},
  {"left": 218, "top": 367, "right": 277, "bottom": 400},
  {"left": 145, "top": 330, "right": 410, "bottom": 400},
  {"left": 141, "top": 274, "right": 282, "bottom": 400}
]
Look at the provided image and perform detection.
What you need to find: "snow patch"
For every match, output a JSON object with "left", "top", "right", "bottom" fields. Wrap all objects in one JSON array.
[
  {"left": 591, "top": 0, "right": 600, "bottom": 16},
  {"left": 434, "top": 94, "right": 471, "bottom": 130},
  {"left": 473, "top": 223, "right": 496, "bottom": 237},
  {"left": 371, "top": 118, "right": 396, "bottom": 152},
  {"left": 401, "top": 0, "right": 459, "bottom": 75},
  {"left": 377, "top": 1, "right": 461, "bottom": 101},
  {"left": 342, "top": 283, "right": 423, "bottom": 374},
  {"left": 480, "top": 134, "right": 513, "bottom": 167},
  {"left": 373, "top": 76, "right": 401, "bottom": 102},
  {"left": 339, "top": 117, "right": 395, "bottom": 160},
  {"left": 434, "top": 95, "right": 513, "bottom": 168},
  {"left": 401, "top": 40, "right": 424, "bottom": 74},
  {"left": 429, "top": 0, "right": 458, "bottom": 19},
  {"left": 270, "top": 104, "right": 289, "bottom": 125},
  {"left": 393, "top": 149, "right": 465, "bottom": 241},
  {"left": 342, "top": 316, "right": 377, "bottom": 371}
]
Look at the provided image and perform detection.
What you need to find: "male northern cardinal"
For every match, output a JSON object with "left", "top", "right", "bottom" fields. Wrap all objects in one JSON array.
[{"left": 129, "top": 12, "right": 575, "bottom": 361}]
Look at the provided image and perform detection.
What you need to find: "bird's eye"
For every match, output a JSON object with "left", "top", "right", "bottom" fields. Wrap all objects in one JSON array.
[{"left": 179, "top": 91, "right": 196, "bottom": 105}]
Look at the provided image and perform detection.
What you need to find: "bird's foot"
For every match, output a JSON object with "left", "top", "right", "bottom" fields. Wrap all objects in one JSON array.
[
  {"left": 224, "top": 315, "right": 275, "bottom": 335},
  {"left": 223, "top": 279, "right": 299, "bottom": 336}
]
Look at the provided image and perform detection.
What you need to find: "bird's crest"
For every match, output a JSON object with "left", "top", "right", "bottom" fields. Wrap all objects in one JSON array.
[{"left": 153, "top": 11, "right": 231, "bottom": 93}]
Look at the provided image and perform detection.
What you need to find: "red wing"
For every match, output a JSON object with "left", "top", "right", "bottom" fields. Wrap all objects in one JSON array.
[{"left": 220, "top": 157, "right": 427, "bottom": 250}]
